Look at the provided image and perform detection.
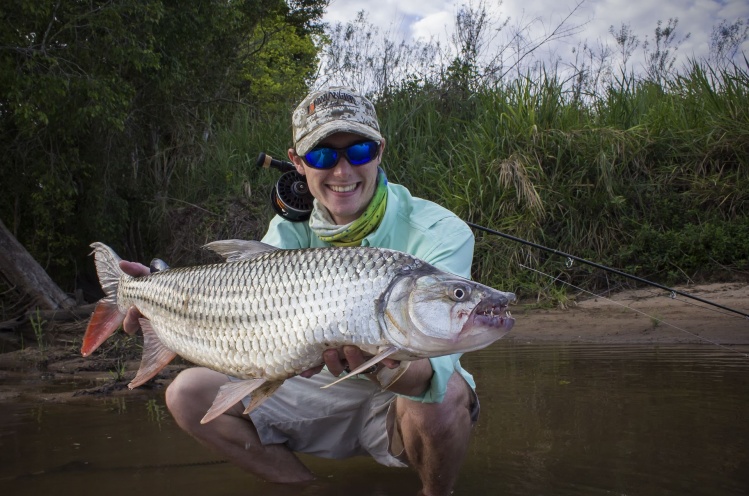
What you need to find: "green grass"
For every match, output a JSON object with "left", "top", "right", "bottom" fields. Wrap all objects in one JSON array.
[
  {"left": 72, "top": 59, "right": 749, "bottom": 303},
  {"left": 159, "top": 60, "right": 748, "bottom": 301}
]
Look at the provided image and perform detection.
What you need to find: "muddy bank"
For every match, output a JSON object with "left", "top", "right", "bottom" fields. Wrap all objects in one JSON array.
[{"left": 510, "top": 282, "right": 749, "bottom": 345}]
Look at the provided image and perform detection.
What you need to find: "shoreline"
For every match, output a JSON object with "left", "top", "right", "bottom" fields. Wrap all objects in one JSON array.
[{"left": 510, "top": 281, "right": 749, "bottom": 345}]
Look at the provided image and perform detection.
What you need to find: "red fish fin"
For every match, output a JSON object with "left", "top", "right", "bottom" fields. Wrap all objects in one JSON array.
[
  {"left": 200, "top": 379, "right": 269, "bottom": 424},
  {"left": 128, "top": 319, "right": 176, "bottom": 389},
  {"left": 81, "top": 301, "right": 124, "bottom": 357},
  {"left": 321, "top": 346, "right": 399, "bottom": 389},
  {"left": 242, "top": 381, "right": 283, "bottom": 415}
]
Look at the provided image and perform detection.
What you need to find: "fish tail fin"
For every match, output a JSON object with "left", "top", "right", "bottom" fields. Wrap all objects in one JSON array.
[{"left": 81, "top": 243, "right": 127, "bottom": 357}]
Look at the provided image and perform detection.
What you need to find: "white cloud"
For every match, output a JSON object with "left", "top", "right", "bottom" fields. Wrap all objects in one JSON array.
[
  {"left": 322, "top": 0, "right": 749, "bottom": 69},
  {"left": 411, "top": 11, "right": 455, "bottom": 43}
]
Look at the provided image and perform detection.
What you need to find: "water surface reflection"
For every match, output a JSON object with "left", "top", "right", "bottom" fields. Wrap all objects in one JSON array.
[{"left": 1, "top": 342, "right": 747, "bottom": 495}]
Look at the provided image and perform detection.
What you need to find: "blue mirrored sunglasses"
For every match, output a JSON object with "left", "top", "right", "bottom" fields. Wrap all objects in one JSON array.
[{"left": 303, "top": 140, "right": 380, "bottom": 170}]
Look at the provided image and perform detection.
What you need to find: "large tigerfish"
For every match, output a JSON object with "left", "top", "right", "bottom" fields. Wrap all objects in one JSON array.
[{"left": 82, "top": 240, "right": 515, "bottom": 423}]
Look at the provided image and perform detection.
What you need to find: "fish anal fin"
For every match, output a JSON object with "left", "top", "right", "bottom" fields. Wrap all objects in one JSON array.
[
  {"left": 200, "top": 378, "right": 269, "bottom": 424},
  {"left": 128, "top": 319, "right": 176, "bottom": 389},
  {"left": 321, "top": 346, "right": 399, "bottom": 389},
  {"left": 81, "top": 301, "right": 124, "bottom": 357}
]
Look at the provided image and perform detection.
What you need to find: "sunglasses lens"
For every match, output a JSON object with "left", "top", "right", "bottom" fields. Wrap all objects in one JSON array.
[
  {"left": 346, "top": 141, "right": 379, "bottom": 165},
  {"left": 305, "top": 148, "right": 338, "bottom": 169}
]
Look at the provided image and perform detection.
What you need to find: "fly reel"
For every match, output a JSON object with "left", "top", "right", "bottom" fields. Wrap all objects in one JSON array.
[{"left": 256, "top": 153, "right": 313, "bottom": 222}]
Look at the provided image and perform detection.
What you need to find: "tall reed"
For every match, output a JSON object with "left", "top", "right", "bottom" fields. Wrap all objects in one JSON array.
[{"left": 170, "top": 60, "right": 749, "bottom": 300}]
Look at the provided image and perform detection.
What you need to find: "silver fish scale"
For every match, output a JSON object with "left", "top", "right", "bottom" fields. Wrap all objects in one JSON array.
[{"left": 116, "top": 247, "right": 421, "bottom": 380}]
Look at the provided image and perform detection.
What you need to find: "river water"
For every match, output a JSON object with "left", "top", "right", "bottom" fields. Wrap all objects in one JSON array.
[{"left": 1, "top": 341, "right": 747, "bottom": 495}]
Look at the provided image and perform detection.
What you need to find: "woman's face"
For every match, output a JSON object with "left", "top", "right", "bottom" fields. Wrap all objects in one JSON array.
[{"left": 289, "top": 132, "right": 385, "bottom": 225}]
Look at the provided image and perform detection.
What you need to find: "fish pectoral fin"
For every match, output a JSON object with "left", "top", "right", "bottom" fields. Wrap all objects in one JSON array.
[
  {"left": 321, "top": 346, "right": 399, "bottom": 389},
  {"left": 81, "top": 301, "right": 124, "bottom": 357},
  {"left": 242, "top": 381, "right": 283, "bottom": 415},
  {"left": 201, "top": 378, "right": 270, "bottom": 424},
  {"left": 202, "top": 240, "right": 277, "bottom": 262},
  {"left": 127, "top": 319, "right": 177, "bottom": 389},
  {"left": 376, "top": 361, "right": 412, "bottom": 390}
]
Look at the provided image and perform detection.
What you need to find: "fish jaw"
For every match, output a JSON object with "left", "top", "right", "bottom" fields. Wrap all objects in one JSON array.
[
  {"left": 456, "top": 293, "right": 515, "bottom": 350},
  {"left": 380, "top": 268, "right": 517, "bottom": 357}
]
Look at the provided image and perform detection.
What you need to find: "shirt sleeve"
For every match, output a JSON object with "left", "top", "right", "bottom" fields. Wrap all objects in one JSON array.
[
  {"left": 419, "top": 217, "right": 474, "bottom": 278},
  {"left": 260, "top": 215, "right": 309, "bottom": 249},
  {"left": 399, "top": 217, "right": 477, "bottom": 403}
]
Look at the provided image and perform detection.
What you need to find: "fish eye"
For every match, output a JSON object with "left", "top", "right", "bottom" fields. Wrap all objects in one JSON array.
[{"left": 450, "top": 285, "right": 470, "bottom": 301}]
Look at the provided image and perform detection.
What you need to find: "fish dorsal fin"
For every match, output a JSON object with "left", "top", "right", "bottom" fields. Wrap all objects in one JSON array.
[
  {"left": 203, "top": 240, "right": 278, "bottom": 262},
  {"left": 200, "top": 378, "right": 269, "bottom": 424},
  {"left": 128, "top": 319, "right": 177, "bottom": 389},
  {"left": 321, "top": 346, "right": 399, "bottom": 389}
]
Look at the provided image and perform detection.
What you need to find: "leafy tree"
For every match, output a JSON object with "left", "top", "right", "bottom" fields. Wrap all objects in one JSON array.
[
  {"left": 0, "top": 0, "right": 326, "bottom": 289},
  {"left": 242, "top": 10, "right": 322, "bottom": 111}
]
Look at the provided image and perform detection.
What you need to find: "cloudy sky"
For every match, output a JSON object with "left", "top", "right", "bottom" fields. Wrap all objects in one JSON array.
[{"left": 322, "top": 0, "right": 749, "bottom": 71}]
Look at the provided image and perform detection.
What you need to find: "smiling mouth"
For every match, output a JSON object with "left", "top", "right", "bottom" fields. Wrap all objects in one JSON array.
[{"left": 329, "top": 183, "right": 358, "bottom": 193}]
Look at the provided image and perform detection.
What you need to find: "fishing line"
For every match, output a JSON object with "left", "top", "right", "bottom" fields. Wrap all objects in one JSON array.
[
  {"left": 255, "top": 151, "right": 749, "bottom": 320},
  {"left": 467, "top": 222, "right": 749, "bottom": 320},
  {"left": 519, "top": 263, "right": 749, "bottom": 358}
]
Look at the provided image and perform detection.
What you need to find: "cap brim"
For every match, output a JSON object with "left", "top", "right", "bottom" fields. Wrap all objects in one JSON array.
[{"left": 296, "top": 121, "right": 383, "bottom": 156}]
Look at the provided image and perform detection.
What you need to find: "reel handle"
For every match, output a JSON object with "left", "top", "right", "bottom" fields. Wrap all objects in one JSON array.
[{"left": 256, "top": 152, "right": 295, "bottom": 173}]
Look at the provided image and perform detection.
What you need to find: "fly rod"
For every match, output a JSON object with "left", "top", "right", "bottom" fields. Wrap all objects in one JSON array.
[
  {"left": 467, "top": 222, "right": 749, "bottom": 320},
  {"left": 256, "top": 152, "right": 749, "bottom": 320}
]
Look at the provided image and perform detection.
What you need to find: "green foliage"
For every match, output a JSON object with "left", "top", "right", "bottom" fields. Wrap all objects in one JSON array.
[
  {"left": 242, "top": 12, "right": 321, "bottom": 111},
  {"left": 373, "top": 60, "right": 749, "bottom": 298},
  {"left": 2, "top": 2, "right": 747, "bottom": 307},
  {"left": 0, "top": 0, "right": 326, "bottom": 291}
]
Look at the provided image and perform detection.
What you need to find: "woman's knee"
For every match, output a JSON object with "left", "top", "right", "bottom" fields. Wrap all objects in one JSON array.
[{"left": 166, "top": 367, "right": 226, "bottom": 426}]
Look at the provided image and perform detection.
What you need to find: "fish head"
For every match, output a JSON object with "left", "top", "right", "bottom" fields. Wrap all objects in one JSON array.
[{"left": 380, "top": 268, "right": 515, "bottom": 357}]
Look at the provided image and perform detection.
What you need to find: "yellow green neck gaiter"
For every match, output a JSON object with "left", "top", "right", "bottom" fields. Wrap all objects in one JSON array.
[{"left": 309, "top": 168, "right": 388, "bottom": 246}]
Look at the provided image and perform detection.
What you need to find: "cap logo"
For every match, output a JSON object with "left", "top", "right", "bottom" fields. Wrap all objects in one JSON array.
[{"left": 308, "top": 90, "right": 356, "bottom": 115}]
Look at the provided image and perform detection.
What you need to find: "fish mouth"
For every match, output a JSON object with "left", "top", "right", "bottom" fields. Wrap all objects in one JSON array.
[{"left": 463, "top": 295, "right": 515, "bottom": 333}]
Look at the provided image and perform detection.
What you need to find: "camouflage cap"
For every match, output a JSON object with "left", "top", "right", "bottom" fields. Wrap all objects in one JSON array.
[{"left": 292, "top": 87, "right": 383, "bottom": 156}]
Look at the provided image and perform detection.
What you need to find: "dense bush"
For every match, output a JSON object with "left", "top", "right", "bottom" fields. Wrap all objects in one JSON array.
[{"left": 2, "top": 2, "right": 747, "bottom": 304}]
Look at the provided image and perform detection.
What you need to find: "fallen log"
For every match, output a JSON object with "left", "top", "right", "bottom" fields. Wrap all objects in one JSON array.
[
  {"left": 0, "top": 303, "right": 96, "bottom": 330},
  {"left": 0, "top": 218, "right": 75, "bottom": 310}
]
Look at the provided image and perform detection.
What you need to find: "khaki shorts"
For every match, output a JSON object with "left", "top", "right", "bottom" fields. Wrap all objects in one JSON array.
[{"left": 243, "top": 371, "right": 479, "bottom": 467}]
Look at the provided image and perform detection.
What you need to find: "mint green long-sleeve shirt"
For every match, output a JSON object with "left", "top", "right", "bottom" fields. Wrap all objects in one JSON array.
[{"left": 261, "top": 181, "right": 476, "bottom": 403}]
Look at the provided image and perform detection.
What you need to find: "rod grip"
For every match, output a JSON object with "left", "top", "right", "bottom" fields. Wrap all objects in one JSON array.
[{"left": 256, "top": 152, "right": 295, "bottom": 173}]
